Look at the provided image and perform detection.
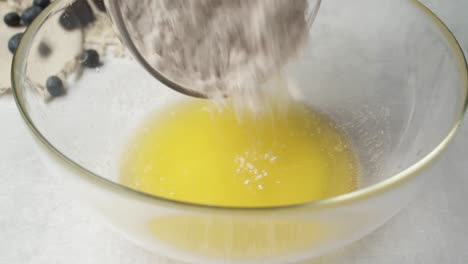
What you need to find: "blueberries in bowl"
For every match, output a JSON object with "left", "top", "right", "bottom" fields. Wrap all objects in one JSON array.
[
  {"left": 80, "top": 49, "right": 101, "bottom": 68},
  {"left": 59, "top": 0, "right": 95, "bottom": 31},
  {"left": 46, "top": 76, "right": 66, "bottom": 97}
]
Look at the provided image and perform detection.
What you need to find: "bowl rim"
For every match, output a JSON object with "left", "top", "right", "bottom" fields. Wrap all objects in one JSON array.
[{"left": 11, "top": 0, "right": 468, "bottom": 212}]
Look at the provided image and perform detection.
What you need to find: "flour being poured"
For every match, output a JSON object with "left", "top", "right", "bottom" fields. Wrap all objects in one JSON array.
[{"left": 119, "top": 0, "right": 313, "bottom": 109}]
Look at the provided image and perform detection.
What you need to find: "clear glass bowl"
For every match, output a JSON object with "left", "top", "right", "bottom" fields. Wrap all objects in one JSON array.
[{"left": 11, "top": 0, "right": 468, "bottom": 263}]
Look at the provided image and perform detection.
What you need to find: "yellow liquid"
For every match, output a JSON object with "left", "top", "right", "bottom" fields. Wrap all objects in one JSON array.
[{"left": 120, "top": 99, "right": 358, "bottom": 207}]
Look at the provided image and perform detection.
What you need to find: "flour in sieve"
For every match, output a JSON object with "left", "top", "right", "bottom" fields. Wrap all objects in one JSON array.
[{"left": 119, "top": 0, "right": 313, "bottom": 109}]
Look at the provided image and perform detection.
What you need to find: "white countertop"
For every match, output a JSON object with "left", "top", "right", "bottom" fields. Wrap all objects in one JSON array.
[{"left": 1, "top": 1, "right": 468, "bottom": 263}]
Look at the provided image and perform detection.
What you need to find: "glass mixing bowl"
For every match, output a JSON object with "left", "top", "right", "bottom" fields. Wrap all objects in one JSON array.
[{"left": 11, "top": 0, "right": 468, "bottom": 263}]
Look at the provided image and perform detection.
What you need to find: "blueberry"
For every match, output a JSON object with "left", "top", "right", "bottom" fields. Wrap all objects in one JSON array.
[
  {"left": 59, "top": 0, "right": 95, "bottom": 31},
  {"left": 8, "top": 33, "right": 23, "bottom": 54},
  {"left": 46, "top": 76, "right": 65, "bottom": 97},
  {"left": 80, "top": 49, "right": 101, "bottom": 68},
  {"left": 59, "top": 11, "right": 80, "bottom": 31},
  {"left": 33, "top": 0, "right": 50, "bottom": 9},
  {"left": 22, "top": 6, "right": 43, "bottom": 26},
  {"left": 4, "top": 12, "right": 21, "bottom": 27},
  {"left": 38, "top": 42, "right": 52, "bottom": 57},
  {"left": 92, "top": 0, "right": 106, "bottom": 12}
]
